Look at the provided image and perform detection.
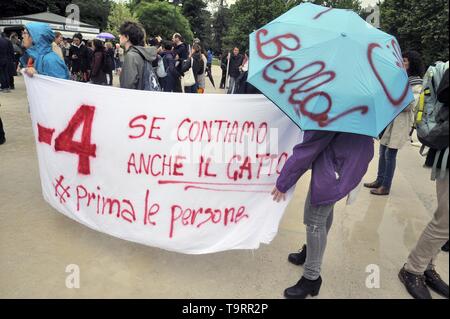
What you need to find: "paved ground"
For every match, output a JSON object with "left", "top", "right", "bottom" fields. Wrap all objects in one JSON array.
[{"left": 0, "top": 67, "right": 448, "bottom": 299}]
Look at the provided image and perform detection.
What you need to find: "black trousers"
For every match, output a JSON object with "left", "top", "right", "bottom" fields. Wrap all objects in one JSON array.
[
  {"left": 0, "top": 63, "right": 10, "bottom": 89},
  {"left": 0, "top": 116, "right": 5, "bottom": 142}
]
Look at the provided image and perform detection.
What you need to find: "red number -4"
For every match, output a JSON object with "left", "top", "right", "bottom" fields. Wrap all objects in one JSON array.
[{"left": 55, "top": 105, "right": 97, "bottom": 175}]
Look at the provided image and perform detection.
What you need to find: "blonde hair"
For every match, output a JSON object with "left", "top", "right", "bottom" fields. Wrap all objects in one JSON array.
[{"left": 105, "top": 42, "right": 113, "bottom": 49}]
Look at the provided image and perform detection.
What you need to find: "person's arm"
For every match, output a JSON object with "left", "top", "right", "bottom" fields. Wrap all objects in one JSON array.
[{"left": 275, "top": 131, "right": 336, "bottom": 194}]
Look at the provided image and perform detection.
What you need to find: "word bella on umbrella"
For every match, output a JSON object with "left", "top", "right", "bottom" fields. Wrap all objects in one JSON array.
[
  {"left": 248, "top": 3, "right": 414, "bottom": 138},
  {"left": 256, "top": 28, "right": 370, "bottom": 128}
]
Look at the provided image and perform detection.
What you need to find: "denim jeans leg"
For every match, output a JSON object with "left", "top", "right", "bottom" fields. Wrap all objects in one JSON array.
[
  {"left": 381, "top": 147, "right": 398, "bottom": 190},
  {"left": 377, "top": 144, "right": 387, "bottom": 184},
  {"left": 303, "top": 190, "right": 335, "bottom": 281}
]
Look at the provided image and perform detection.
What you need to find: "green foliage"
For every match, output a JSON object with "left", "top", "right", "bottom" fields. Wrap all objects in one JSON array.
[
  {"left": 72, "top": 0, "right": 112, "bottom": 30},
  {"left": 106, "top": 1, "right": 138, "bottom": 36},
  {"left": 380, "top": 0, "right": 449, "bottom": 66},
  {"left": 182, "top": 0, "right": 212, "bottom": 48},
  {"left": 286, "top": 0, "right": 361, "bottom": 12},
  {"left": 224, "top": 0, "right": 286, "bottom": 52},
  {"left": 211, "top": 5, "right": 231, "bottom": 53},
  {"left": 135, "top": 1, "right": 194, "bottom": 43}
]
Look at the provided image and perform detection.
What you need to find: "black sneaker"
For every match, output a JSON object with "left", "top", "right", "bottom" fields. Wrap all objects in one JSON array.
[
  {"left": 424, "top": 269, "right": 449, "bottom": 299},
  {"left": 0, "top": 136, "right": 5, "bottom": 145},
  {"left": 398, "top": 267, "right": 432, "bottom": 299},
  {"left": 288, "top": 244, "right": 307, "bottom": 266},
  {"left": 284, "top": 276, "right": 322, "bottom": 299},
  {"left": 442, "top": 241, "right": 449, "bottom": 252}
]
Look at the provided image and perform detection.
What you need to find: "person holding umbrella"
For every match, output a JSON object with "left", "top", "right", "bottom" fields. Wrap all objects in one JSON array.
[{"left": 248, "top": 3, "right": 416, "bottom": 298}]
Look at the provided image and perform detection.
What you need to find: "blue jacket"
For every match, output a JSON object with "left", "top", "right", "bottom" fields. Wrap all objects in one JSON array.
[{"left": 21, "top": 22, "right": 69, "bottom": 79}]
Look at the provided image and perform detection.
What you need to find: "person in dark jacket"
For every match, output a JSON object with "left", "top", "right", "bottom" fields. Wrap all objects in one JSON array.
[
  {"left": 159, "top": 41, "right": 177, "bottom": 92},
  {"left": 220, "top": 52, "right": 228, "bottom": 89},
  {"left": 0, "top": 34, "right": 13, "bottom": 92},
  {"left": 172, "top": 33, "right": 189, "bottom": 93},
  {"left": 271, "top": 131, "right": 374, "bottom": 299},
  {"left": 69, "top": 33, "right": 89, "bottom": 82},
  {"left": 399, "top": 67, "right": 449, "bottom": 300},
  {"left": 104, "top": 42, "right": 115, "bottom": 86},
  {"left": 89, "top": 39, "right": 107, "bottom": 85},
  {"left": 227, "top": 47, "right": 244, "bottom": 94}
]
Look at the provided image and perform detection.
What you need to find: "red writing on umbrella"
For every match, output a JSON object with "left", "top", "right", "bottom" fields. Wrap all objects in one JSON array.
[
  {"left": 256, "top": 29, "right": 368, "bottom": 127},
  {"left": 368, "top": 40, "right": 410, "bottom": 107}
]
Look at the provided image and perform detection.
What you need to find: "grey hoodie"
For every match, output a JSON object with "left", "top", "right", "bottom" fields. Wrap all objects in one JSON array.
[{"left": 120, "top": 45, "right": 157, "bottom": 90}]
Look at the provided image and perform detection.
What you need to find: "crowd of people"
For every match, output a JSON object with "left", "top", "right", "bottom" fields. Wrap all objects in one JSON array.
[{"left": 0, "top": 20, "right": 448, "bottom": 300}]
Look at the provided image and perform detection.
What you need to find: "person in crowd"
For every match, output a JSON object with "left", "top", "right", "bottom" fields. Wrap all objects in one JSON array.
[
  {"left": 183, "top": 43, "right": 204, "bottom": 94},
  {"left": 364, "top": 50, "right": 425, "bottom": 195},
  {"left": 0, "top": 34, "right": 12, "bottom": 93},
  {"left": 172, "top": 33, "right": 189, "bottom": 92},
  {"left": 220, "top": 51, "right": 228, "bottom": 89},
  {"left": 197, "top": 47, "right": 208, "bottom": 93},
  {"left": 69, "top": 33, "right": 89, "bottom": 82},
  {"left": 227, "top": 47, "right": 244, "bottom": 94},
  {"left": 89, "top": 39, "right": 107, "bottom": 85},
  {"left": 399, "top": 67, "right": 449, "bottom": 299},
  {"left": 119, "top": 21, "right": 157, "bottom": 90},
  {"left": 62, "top": 38, "right": 71, "bottom": 68},
  {"left": 52, "top": 31, "right": 64, "bottom": 61},
  {"left": 206, "top": 48, "right": 213, "bottom": 78},
  {"left": 0, "top": 33, "right": 14, "bottom": 91},
  {"left": 104, "top": 42, "right": 115, "bottom": 86},
  {"left": 159, "top": 40, "right": 177, "bottom": 92},
  {"left": 114, "top": 43, "right": 124, "bottom": 75},
  {"left": 10, "top": 33, "right": 23, "bottom": 77},
  {"left": 20, "top": 22, "right": 69, "bottom": 79},
  {"left": 271, "top": 130, "right": 374, "bottom": 299}
]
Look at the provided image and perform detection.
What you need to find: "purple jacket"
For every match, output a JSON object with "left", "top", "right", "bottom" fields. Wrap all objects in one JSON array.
[{"left": 276, "top": 131, "right": 374, "bottom": 206}]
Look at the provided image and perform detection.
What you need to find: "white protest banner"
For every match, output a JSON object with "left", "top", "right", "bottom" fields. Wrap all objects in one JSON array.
[{"left": 24, "top": 74, "right": 302, "bottom": 254}]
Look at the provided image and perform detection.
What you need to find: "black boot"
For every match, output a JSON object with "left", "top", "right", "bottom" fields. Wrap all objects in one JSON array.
[
  {"left": 425, "top": 269, "right": 449, "bottom": 299},
  {"left": 288, "top": 244, "right": 307, "bottom": 266},
  {"left": 398, "top": 267, "right": 432, "bottom": 299},
  {"left": 284, "top": 276, "right": 322, "bottom": 299},
  {"left": 442, "top": 241, "right": 449, "bottom": 252}
]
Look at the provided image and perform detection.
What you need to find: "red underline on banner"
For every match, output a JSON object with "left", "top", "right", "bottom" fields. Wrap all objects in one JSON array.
[
  {"left": 158, "top": 180, "right": 274, "bottom": 187},
  {"left": 184, "top": 186, "right": 271, "bottom": 193}
]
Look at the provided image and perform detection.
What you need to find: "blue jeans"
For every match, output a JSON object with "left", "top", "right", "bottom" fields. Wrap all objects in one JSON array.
[{"left": 376, "top": 144, "right": 398, "bottom": 190}]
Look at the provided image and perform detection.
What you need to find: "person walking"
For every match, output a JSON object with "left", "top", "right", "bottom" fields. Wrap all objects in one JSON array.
[
  {"left": 364, "top": 51, "right": 425, "bottom": 195},
  {"left": 159, "top": 41, "right": 177, "bottom": 92},
  {"left": 0, "top": 33, "right": 13, "bottom": 92},
  {"left": 183, "top": 43, "right": 204, "bottom": 94}
]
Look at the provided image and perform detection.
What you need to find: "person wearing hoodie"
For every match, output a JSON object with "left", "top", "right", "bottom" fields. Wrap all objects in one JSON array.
[
  {"left": 119, "top": 21, "right": 157, "bottom": 90},
  {"left": 21, "top": 22, "right": 69, "bottom": 80},
  {"left": 271, "top": 131, "right": 374, "bottom": 299}
]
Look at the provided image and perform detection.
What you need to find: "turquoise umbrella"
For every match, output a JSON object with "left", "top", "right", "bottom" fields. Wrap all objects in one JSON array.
[{"left": 248, "top": 3, "right": 414, "bottom": 138}]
